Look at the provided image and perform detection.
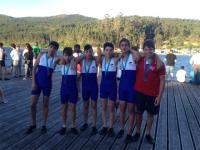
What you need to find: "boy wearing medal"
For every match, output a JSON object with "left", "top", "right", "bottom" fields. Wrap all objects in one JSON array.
[
  {"left": 79, "top": 44, "right": 99, "bottom": 135},
  {"left": 133, "top": 39, "right": 165, "bottom": 144},
  {"left": 116, "top": 38, "right": 140, "bottom": 143},
  {"left": 56, "top": 47, "right": 79, "bottom": 135},
  {"left": 98, "top": 42, "right": 119, "bottom": 137},
  {"left": 26, "top": 41, "right": 59, "bottom": 134}
]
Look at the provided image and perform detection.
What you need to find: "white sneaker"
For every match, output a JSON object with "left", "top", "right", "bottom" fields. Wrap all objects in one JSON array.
[{"left": 23, "top": 77, "right": 27, "bottom": 80}]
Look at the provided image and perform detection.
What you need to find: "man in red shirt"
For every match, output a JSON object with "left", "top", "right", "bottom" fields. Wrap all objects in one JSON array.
[{"left": 133, "top": 39, "right": 165, "bottom": 144}]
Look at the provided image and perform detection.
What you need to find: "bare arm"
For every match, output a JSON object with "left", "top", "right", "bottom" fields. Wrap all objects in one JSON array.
[
  {"left": 130, "top": 50, "right": 140, "bottom": 62},
  {"left": 154, "top": 75, "right": 165, "bottom": 106},
  {"left": 70, "top": 57, "right": 77, "bottom": 70},
  {"left": 75, "top": 54, "right": 85, "bottom": 64}
]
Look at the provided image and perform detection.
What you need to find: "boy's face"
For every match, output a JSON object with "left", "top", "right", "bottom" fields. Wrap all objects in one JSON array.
[
  {"left": 48, "top": 45, "right": 57, "bottom": 57},
  {"left": 104, "top": 46, "right": 113, "bottom": 58},
  {"left": 63, "top": 53, "right": 72, "bottom": 63},
  {"left": 143, "top": 46, "right": 154, "bottom": 58},
  {"left": 74, "top": 46, "right": 80, "bottom": 53},
  {"left": 85, "top": 48, "right": 93, "bottom": 59},
  {"left": 120, "top": 41, "right": 129, "bottom": 54}
]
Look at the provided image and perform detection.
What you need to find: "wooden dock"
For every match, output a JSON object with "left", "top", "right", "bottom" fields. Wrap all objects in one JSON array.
[{"left": 0, "top": 73, "right": 200, "bottom": 150}]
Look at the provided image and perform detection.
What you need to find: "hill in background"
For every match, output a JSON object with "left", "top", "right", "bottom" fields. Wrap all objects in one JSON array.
[{"left": 0, "top": 14, "right": 200, "bottom": 49}]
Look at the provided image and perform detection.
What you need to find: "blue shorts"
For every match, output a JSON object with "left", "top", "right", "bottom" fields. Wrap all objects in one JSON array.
[
  {"left": 82, "top": 85, "right": 98, "bottom": 101},
  {"left": 60, "top": 89, "right": 78, "bottom": 104},
  {"left": 100, "top": 84, "right": 117, "bottom": 101},
  {"left": 60, "top": 79, "right": 78, "bottom": 104},
  {"left": 31, "top": 86, "right": 52, "bottom": 97},
  {"left": 119, "top": 88, "right": 136, "bottom": 103}
]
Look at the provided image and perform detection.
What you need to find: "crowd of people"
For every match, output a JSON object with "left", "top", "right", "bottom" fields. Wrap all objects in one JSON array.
[
  {"left": 0, "top": 42, "right": 40, "bottom": 80},
  {"left": 1, "top": 38, "right": 199, "bottom": 144},
  {"left": 165, "top": 49, "right": 200, "bottom": 84},
  {"left": 19, "top": 39, "right": 165, "bottom": 144}
]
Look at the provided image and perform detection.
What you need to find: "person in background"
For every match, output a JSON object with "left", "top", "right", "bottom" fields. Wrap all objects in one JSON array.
[
  {"left": 16, "top": 45, "right": 23, "bottom": 77},
  {"left": 32, "top": 42, "right": 41, "bottom": 65},
  {"left": 10, "top": 43, "right": 20, "bottom": 78},
  {"left": 0, "top": 42, "right": 7, "bottom": 80},
  {"left": 73, "top": 44, "right": 82, "bottom": 99},
  {"left": 0, "top": 86, "right": 7, "bottom": 104},
  {"left": 189, "top": 51, "right": 200, "bottom": 84},
  {"left": 176, "top": 66, "right": 187, "bottom": 83},
  {"left": 131, "top": 46, "right": 139, "bottom": 52},
  {"left": 23, "top": 43, "right": 34, "bottom": 80},
  {"left": 133, "top": 39, "right": 165, "bottom": 144},
  {"left": 165, "top": 50, "right": 176, "bottom": 81}
]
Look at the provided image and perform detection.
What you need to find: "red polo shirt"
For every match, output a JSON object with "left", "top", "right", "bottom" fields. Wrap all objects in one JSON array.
[{"left": 134, "top": 56, "right": 165, "bottom": 97}]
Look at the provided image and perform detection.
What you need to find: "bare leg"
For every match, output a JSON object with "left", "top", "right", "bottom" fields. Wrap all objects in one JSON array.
[
  {"left": 91, "top": 100, "right": 97, "bottom": 127},
  {"left": 30, "top": 95, "right": 39, "bottom": 126},
  {"left": 136, "top": 113, "right": 143, "bottom": 133},
  {"left": 119, "top": 101, "right": 127, "bottom": 129},
  {"left": 127, "top": 103, "right": 135, "bottom": 135},
  {"left": 42, "top": 96, "right": 49, "bottom": 126},
  {"left": 146, "top": 113, "right": 154, "bottom": 135},
  {"left": 61, "top": 103, "right": 68, "bottom": 126},
  {"left": 83, "top": 101, "right": 89, "bottom": 124},
  {"left": 71, "top": 103, "right": 77, "bottom": 128},
  {"left": 109, "top": 100, "right": 115, "bottom": 128},
  {"left": 102, "top": 99, "right": 108, "bottom": 127}
]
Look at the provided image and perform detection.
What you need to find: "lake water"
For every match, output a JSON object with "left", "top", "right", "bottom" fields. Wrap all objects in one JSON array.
[{"left": 4, "top": 48, "right": 193, "bottom": 78}]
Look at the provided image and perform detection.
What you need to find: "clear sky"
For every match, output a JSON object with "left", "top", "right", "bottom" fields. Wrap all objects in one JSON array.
[{"left": 0, "top": 0, "right": 199, "bottom": 20}]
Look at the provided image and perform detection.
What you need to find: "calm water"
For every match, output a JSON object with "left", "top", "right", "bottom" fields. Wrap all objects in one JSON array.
[{"left": 4, "top": 48, "right": 193, "bottom": 77}]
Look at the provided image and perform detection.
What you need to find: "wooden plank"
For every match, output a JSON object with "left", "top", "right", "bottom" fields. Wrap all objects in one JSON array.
[
  {"left": 52, "top": 101, "right": 100, "bottom": 150},
  {"left": 36, "top": 100, "right": 84, "bottom": 150},
  {"left": 139, "top": 115, "right": 157, "bottom": 150},
  {"left": 154, "top": 81, "right": 168, "bottom": 150},
  {"left": 100, "top": 112, "right": 129, "bottom": 150},
  {"left": 168, "top": 81, "right": 181, "bottom": 150},
  {"left": 125, "top": 113, "right": 147, "bottom": 150},
  {"left": 0, "top": 95, "right": 61, "bottom": 150},
  {"left": 181, "top": 83, "right": 200, "bottom": 149},
  {"left": 95, "top": 107, "right": 127, "bottom": 150},
  {"left": 1, "top": 75, "right": 200, "bottom": 149},
  {"left": 67, "top": 101, "right": 103, "bottom": 150},
  {"left": 172, "top": 82, "right": 194, "bottom": 150},
  {"left": 0, "top": 90, "right": 60, "bottom": 137}
]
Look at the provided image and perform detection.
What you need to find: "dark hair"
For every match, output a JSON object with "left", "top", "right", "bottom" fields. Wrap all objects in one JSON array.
[
  {"left": 84, "top": 44, "right": 92, "bottom": 51},
  {"left": 0, "top": 42, "right": 3, "bottom": 47},
  {"left": 131, "top": 46, "right": 138, "bottom": 51},
  {"left": 74, "top": 44, "right": 80, "bottom": 49},
  {"left": 119, "top": 38, "right": 130, "bottom": 47},
  {"left": 103, "top": 42, "right": 114, "bottom": 50},
  {"left": 10, "top": 43, "right": 16, "bottom": 49},
  {"left": 181, "top": 66, "right": 184, "bottom": 69},
  {"left": 143, "top": 39, "right": 155, "bottom": 49},
  {"left": 63, "top": 47, "right": 73, "bottom": 56},
  {"left": 25, "top": 43, "right": 33, "bottom": 51},
  {"left": 49, "top": 41, "right": 59, "bottom": 50}
]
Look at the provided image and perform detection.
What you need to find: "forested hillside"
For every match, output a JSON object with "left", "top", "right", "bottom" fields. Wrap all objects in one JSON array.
[{"left": 0, "top": 14, "right": 200, "bottom": 49}]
